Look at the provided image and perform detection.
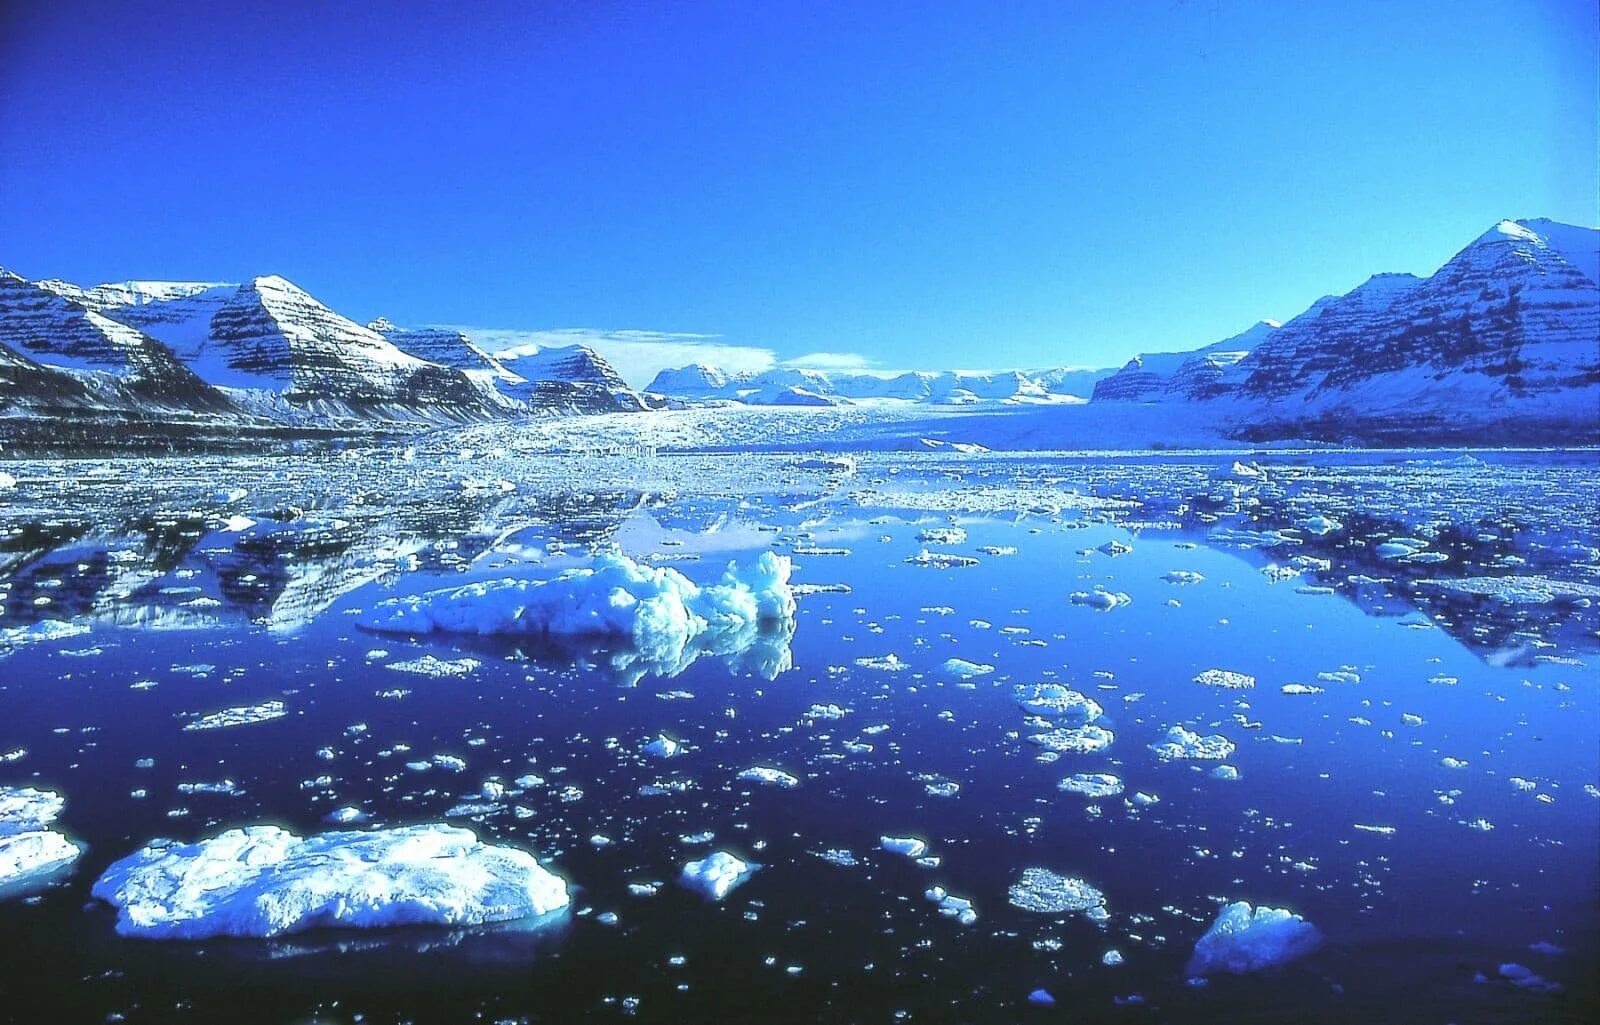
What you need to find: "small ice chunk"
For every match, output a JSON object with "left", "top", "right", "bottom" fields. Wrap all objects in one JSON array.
[
  {"left": 679, "top": 851, "right": 756, "bottom": 901},
  {"left": 90, "top": 823, "right": 570, "bottom": 939},
  {"left": 1186, "top": 901, "right": 1322, "bottom": 975}
]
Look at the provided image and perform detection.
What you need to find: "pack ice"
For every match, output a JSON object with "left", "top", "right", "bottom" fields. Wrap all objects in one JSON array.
[
  {"left": 1186, "top": 901, "right": 1322, "bottom": 974},
  {"left": 0, "top": 786, "right": 83, "bottom": 896},
  {"left": 90, "top": 823, "right": 570, "bottom": 939},
  {"left": 362, "top": 552, "right": 796, "bottom": 666}
]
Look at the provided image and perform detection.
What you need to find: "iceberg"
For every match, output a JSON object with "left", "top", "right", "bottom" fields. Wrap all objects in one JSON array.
[
  {"left": 0, "top": 786, "right": 83, "bottom": 896},
  {"left": 90, "top": 823, "right": 570, "bottom": 939},
  {"left": 880, "top": 835, "right": 928, "bottom": 858},
  {"left": 361, "top": 553, "right": 796, "bottom": 672},
  {"left": 1186, "top": 901, "right": 1322, "bottom": 975},
  {"left": 679, "top": 851, "right": 757, "bottom": 900}
]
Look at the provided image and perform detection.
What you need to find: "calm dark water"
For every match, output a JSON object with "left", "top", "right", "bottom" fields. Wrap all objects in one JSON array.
[{"left": 0, "top": 449, "right": 1596, "bottom": 1023}]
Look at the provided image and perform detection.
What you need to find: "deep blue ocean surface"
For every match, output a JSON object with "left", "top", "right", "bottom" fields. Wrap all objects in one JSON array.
[{"left": 1, "top": 449, "right": 1595, "bottom": 1023}]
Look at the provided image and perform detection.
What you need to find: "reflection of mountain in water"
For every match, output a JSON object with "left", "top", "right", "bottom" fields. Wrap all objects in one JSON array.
[
  {"left": 1169, "top": 464, "right": 1600, "bottom": 663},
  {"left": 0, "top": 487, "right": 653, "bottom": 640}
]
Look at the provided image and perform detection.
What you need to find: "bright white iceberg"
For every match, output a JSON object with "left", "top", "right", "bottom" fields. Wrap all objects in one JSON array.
[
  {"left": 361, "top": 553, "right": 796, "bottom": 669},
  {"left": 0, "top": 786, "right": 82, "bottom": 896},
  {"left": 679, "top": 850, "right": 757, "bottom": 900},
  {"left": 1186, "top": 901, "right": 1322, "bottom": 974},
  {"left": 90, "top": 823, "right": 569, "bottom": 939}
]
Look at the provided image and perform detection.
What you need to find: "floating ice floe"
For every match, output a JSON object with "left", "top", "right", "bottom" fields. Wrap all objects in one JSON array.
[
  {"left": 1007, "top": 868, "right": 1108, "bottom": 921},
  {"left": 943, "top": 658, "right": 994, "bottom": 679},
  {"left": 643, "top": 734, "right": 681, "bottom": 759},
  {"left": 1185, "top": 901, "right": 1322, "bottom": 975},
  {"left": 90, "top": 823, "right": 570, "bottom": 939},
  {"left": 1281, "top": 683, "right": 1323, "bottom": 695},
  {"left": 880, "top": 836, "right": 928, "bottom": 858},
  {"left": 679, "top": 851, "right": 756, "bottom": 901},
  {"left": 916, "top": 526, "right": 967, "bottom": 545},
  {"left": 1162, "top": 571, "right": 1205, "bottom": 585},
  {"left": 181, "top": 700, "right": 287, "bottom": 732},
  {"left": 737, "top": 766, "right": 800, "bottom": 789},
  {"left": 925, "top": 886, "right": 978, "bottom": 925},
  {"left": 362, "top": 554, "right": 796, "bottom": 673},
  {"left": 1058, "top": 773, "right": 1124, "bottom": 799},
  {"left": 905, "top": 550, "right": 979, "bottom": 569},
  {"left": 1150, "top": 725, "right": 1235, "bottom": 762},
  {"left": 1194, "top": 669, "right": 1255, "bottom": 690},
  {"left": 1422, "top": 575, "right": 1600, "bottom": 605},
  {"left": 0, "top": 786, "right": 83, "bottom": 896},
  {"left": 1029, "top": 725, "right": 1114, "bottom": 754},
  {"left": 1014, "top": 684, "right": 1104, "bottom": 724},
  {"left": 1070, "top": 587, "right": 1131, "bottom": 610},
  {"left": 387, "top": 654, "right": 481, "bottom": 678}
]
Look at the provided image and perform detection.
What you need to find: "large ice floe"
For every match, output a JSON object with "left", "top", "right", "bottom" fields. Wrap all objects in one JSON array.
[
  {"left": 0, "top": 786, "right": 83, "bottom": 897},
  {"left": 361, "top": 552, "right": 796, "bottom": 671},
  {"left": 90, "top": 823, "right": 570, "bottom": 939},
  {"left": 1186, "top": 901, "right": 1322, "bottom": 975},
  {"left": 1007, "top": 868, "right": 1109, "bottom": 922}
]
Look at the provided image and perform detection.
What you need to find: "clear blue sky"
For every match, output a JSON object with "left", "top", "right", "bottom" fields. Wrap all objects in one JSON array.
[{"left": 2, "top": 0, "right": 1595, "bottom": 378}]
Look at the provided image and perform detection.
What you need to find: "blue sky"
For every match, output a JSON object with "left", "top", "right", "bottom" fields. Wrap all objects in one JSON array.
[{"left": 1, "top": 1, "right": 1595, "bottom": 382}]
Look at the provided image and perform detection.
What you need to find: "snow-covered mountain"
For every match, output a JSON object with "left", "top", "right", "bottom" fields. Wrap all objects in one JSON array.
[
  {"left": 0, "top": 271, "right": 230, "bottom": 412},
  {"left": 0, "top": 270, "right": 643, "bottom": 429},
  {"left": 495, "top": 343, "right": 647, "bottom": 412},
  {"left": 1092, "top": 320, "right": 1280, "bottom": 402},
  {"left": 1092, "top": 218, "right": 1600, "bottom": 442},
  {"left": 645, "top": 365, "right": 1105, "bottom": 405}
]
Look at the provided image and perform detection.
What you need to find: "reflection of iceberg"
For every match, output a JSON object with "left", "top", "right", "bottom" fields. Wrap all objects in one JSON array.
[{"left": 362, "top": 551, "right": 796, "bottom": 653}]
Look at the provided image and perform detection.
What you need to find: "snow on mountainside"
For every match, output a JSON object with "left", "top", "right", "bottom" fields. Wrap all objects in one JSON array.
[
  {"left": 1093, "top": 320, "right": 1279, "bottom": 402},
  {"left": 367, "top": 318, "right": 531, "bottom": 408},
  {"left": 645, "top": 365, "right": 1103, "bottom": 405},
  {"left": 1091, "top": 218, "right": 1600, "bottom": 442},
  {"left": 495, "top": 344, "right": 648, "bottom": 412},
  {"left": 0, "top": 271, "right": 229, "bottom": 411}
]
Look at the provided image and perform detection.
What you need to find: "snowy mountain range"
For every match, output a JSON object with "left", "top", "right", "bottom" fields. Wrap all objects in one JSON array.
[
  {"left": 1092, "top": 218, "right": 1599, "bottom": 442},
  {"left": 3, "top": 217, "right": 1595, "bottom": 445},
  {"left": 644, "top": 365, "right": 1110, "bottom": 406},
  {"left": 0, "top": 271, "right": 644, "bottom": 429}
]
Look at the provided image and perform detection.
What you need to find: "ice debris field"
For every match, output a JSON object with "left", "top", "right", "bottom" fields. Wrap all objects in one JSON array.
[{"left": 0, "top": 446, "right": 1595, "bottom": 1022}]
